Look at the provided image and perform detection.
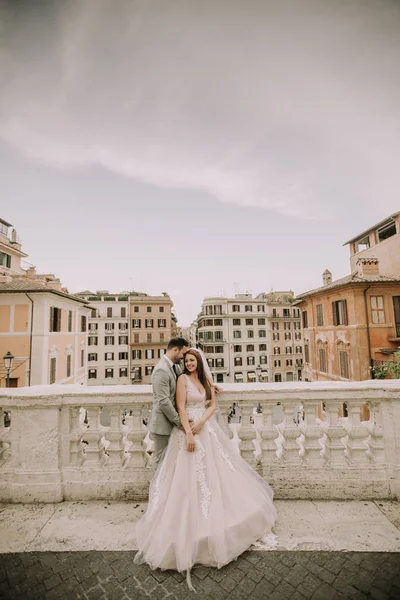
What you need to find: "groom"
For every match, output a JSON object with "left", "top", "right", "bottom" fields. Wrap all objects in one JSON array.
[{"left": 148, "top": 337, "right": 189, "bottom": 464}]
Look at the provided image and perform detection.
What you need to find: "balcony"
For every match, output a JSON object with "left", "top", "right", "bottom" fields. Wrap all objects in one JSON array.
[{"left": 1, "top": 380, "right": 399, "bottom": 503}]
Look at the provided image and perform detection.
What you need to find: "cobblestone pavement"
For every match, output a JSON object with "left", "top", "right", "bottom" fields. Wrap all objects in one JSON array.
[{"left": 0, "top": 551, "right": 399, "bottom": 600}]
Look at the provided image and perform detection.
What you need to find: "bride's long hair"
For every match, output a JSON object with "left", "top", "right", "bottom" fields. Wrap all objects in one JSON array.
[{"left": 183, "top": 349, "right": 212, "bottom": 400}]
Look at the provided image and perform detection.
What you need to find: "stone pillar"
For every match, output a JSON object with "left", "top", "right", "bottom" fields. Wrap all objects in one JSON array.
[{"left": 238, "top": 402, "right": 257, "bottom": 465}]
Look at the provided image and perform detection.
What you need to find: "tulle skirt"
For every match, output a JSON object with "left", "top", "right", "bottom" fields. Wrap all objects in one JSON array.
[{"left": 134, "top": 414, "right": 277, "bottom": 572}]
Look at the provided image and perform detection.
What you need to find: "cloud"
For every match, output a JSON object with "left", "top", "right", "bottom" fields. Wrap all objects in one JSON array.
[{"left": 1, "top": 0, "right": 400, "bottom": 219}]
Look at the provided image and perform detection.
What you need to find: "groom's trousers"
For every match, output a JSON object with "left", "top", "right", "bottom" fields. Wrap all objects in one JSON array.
[{"left": 150, "top": 433, "right": 170, "bottom": 465}]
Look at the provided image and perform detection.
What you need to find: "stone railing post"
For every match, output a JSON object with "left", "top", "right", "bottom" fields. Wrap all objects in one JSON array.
[
  {"left": 82, "top": 407, "right": 103, "bottom": 466},
  {"left": 259, "top": 402, "right": 279, "bottom": 467},
  {"left": 299, "top": 400, "right": 323, "bottom": 466},
  {"left": 127, "top": 404, "right": 147, "bottom": 468},
  {"left": 238, "top": 401, "right": 257, "bottom": 465},
  {"left": 105, "top": 407, "right": 124, "bottom": 465}
]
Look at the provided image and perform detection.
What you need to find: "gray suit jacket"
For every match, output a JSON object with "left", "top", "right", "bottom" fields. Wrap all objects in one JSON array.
[{"left": 148, "top": 357, "right": 182, "bottom": 436}]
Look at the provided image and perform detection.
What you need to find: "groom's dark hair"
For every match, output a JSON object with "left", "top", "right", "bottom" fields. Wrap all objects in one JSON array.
[{"left": 167, "top": 337, "right": 189, "bottom": 350}]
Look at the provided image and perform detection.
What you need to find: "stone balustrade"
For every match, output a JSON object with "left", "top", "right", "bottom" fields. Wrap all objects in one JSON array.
[{"left": 0, "top": 380, "right": 399, "bottom": 503}]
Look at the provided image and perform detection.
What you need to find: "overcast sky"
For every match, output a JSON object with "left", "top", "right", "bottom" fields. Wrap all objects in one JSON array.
[{"left": 1, "top": 0, "right": 399, "bottom": 324}]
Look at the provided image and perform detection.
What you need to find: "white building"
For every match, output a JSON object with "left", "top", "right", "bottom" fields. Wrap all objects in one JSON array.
[{"left": 76, "top": 291, "right": 130, "bottom": 386}]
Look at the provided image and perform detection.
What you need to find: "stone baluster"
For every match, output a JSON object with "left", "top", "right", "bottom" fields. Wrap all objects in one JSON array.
[
  {"left": 238, "top": 401, "right": 257, "bottom": 465},
  {"left": 82, "top": 407, "right": 103, "bottom": 466},
  {"left": 278, "top": 401, "right": 302, "bottom": 464},
  {"left": 362, "top": 400, "right": 384, "bottom": 464},
  {"left": 218, "top": 401, "right": 233, "bottom": 439},
  {"left": 69, "top": 407, "right": 86, "bottom": 466},
  {"left": 299, "top": 400, "right": 323, "bottom": 466},
  {"left": 259, "top": 402, "right": 279, "bottom": 467},
  {"left": 126, "top": 404, "right": 147, "bottom": 468},
  {"left": 322, "top": 400, "right": 347, "bottom": 466},
  {"left": 105, "top": 407, "right": 123, "bottom": 465},
  {"left": 0, "top": 407, "right": 11, "bottom": 466},
  {"left": 343, "top": 400, "right": 370, "bottom": 465}
]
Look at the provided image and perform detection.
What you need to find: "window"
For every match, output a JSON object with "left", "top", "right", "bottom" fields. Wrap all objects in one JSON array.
[
  {"left": 378, "top": 221, "right": 397, "bottom": 242},
  {"left": 145, "top": 366, "right": 153, "bottom": 376},
  {"left": 158, "top": 319, "right": 166, "bottom": 328},
  {"left": 214, "top": 319, "right": 223, "bottom": 326},
  {"left": 119, "top": 323, "right": 128, "bottom": 330},
  {"left": 296, "top": 358, "right": 303, "bottom": 367},
  {"left": 107, "top": 307, "right": 112, "bottom": 318},
  {"left": 319, "top": 348, "right": 327, "bottom": 373},
  {"left": 233, "top": 330, "right": 241, "bottom": 339},
  {"left": 247, "top": 330, "right": 254, "bottom": 338},
  {"left": 88, "top": 369, "right": 97, "bottom": 379},
  {"left": 214, "top": 305, "right": 222, "bottom": 315},
  {"left": 66, "top": 354, "right": 71, "bottom": 378},
  {"left": 232, "top": 304, "right": 240, "bottom": 312},
  {"left": 293, "top": 308, "right": 300, "bottom": 318},
  {"left": 105, "top": 336, "right": 115, "bottom": 345},
  {"left": 258, "top": 318, "right": 266, "bottom": 325},
  {"left": 132, "top": 350, "right": 141, "bottom": 359},
  {"left": 159, "top": 306, "right": 165, "bottom": 313},
  {"left": 89, "top": 323, "right": 98, "bottom": 331},
  {"left": 247, "top": 356, "right": 255, "bottom": 365},
  {"left": 316, "top": 304, "right": 324, "bottom": 327},
  {"left": 260, "top": 355, "right": 267, "bottom": 364},
  {"left": 132, "top": 319, "right": 141, "bottom": 328},
  {"left": 88, "top": 353, "right": 97, "bottom": 361},
  {"left": 302, "top": 311, "right": 308, "bottom": 328},
  {"left": 257, "top": 304, "right": 265, "bottom": 312},
  {"left": 284, "top": 332, "right": 291, "bottom": 340},
  {"left": 160, "top": 333, "right": 165, "bottom": 342},
  {"left": 272, "top": 309, "right": 279, "bottom": 317},
  {"left": 259, "top": 344, "right": 267, "bottom": 351},
  {"left": 81, "top": 315, "right": 87, "bottom": 332},
  {"left": 305, "top": 344, "right": 310, "bottom": 363},
  {"left": 296, "top": 345, "right": 302, "bottom": 354},
  {"left": 332, "top": 300, "right": 348, "bottom": 326},
  {"left": 81, "top": 349, "right": 84, "bottom": 367},
  {"left": 207, "top": 358, "right": 214, "bottom": 368},
  {"left": 274, "top": 359, "right": 281, "bottom": 368},
  {"left": 215, "top": 346, "right": 224, "bottom": 353},
  {"left": 147, "top": 333, "right": 152, "bottom": 343},
  {"left": 286, "top": 346, "right": 292, "bottom": 354},
  {"left": 134, "top": 306, "right": 139, "bottom": 313},
  {"left": 146, "top": 306, "right": 152, "bottom": 313},
  {"left": 233, "top": 345, "right": 242, "bottom": 352},
  {"left": 274, "top": 347, "right": 280, "bottom": 355},
  {"left": 234, "top": 357, "right": 242, "bottom": 366},
  {"left": 91, "top": 309, "right": 97, "bottom": 318},
  {"left": 68, "top": 311, "right": 73, "bottom": 332},
  {"left": 234, "top": 372, "right": 243, "bottom": 382},
  {"left": 50, "top": 357, "right": 56, "bottom": 384},
  {"left": 273, "top": 332, "right": 280, "bottom": 341},
  {"left": 105, "top": 352, "right": 114, "bottom": 360},
  {"left": 233, "top": 318, "right": 241, "bottom": 325},
  {"left": 216, "top": 358, "right": 224, "bottom": 368},
  {"left": 88, "top": 336, "right": 98, "bottom": 346},
  {"left": 245, "top": 305, "right": 253, "bottom": 312},
  {"left": 145, "top": 319, "right": 154, "bottom": 328},
  {"left": 274, "top": 374, "right": 282, "bottom": 382},
  {"left": 121, "top": 307, "right": 126, "bottom": 318},
  {"left": 119, "top": 352, "right": 128, "bottom": 360},
  {"left": 105, "top": 368, "right": 114, "bottom": 379},
  {"left": 259, "top": 330, "right": 266, "bottom": 338},
  {"left": 49, "top": 307, "right": 62, "bottom": 332},
  {"left": 120, "top": 367, "right": 128, "bottom": 377},
  {"left": 146, "top": 349, "right": 154, "bottom": 359},
  {"left": 283, "top": 308, "right": 290, "bottom": 318},
  {"left": 158, "top": 349, "right": 165, "bottom": 358},
  {"left": 286, "top": 359, "right": 293, "bottom": 367},
  {"left": 284, "top": 322, "right": 291, "bottom": 330},
  {"left": 134, "top": 333, "right": 139, "bottom": 343},
  {"left": 295, "top": 332, "right": 301, "bottom": 340},
  {"left": 105, "top": 322, "right": 114, "bottom": 331},
  {"left": 246, "top": 318, "right": 253, "bottom": 325},
  {"left": 216, "top": 374, "right": 224, "bottom": 383},
  {"left": 214, "top": 331, "right": 223, "bottom": 341},
  {"left": 0, "top": 251, "right": 11, "bottom": 268},
  {"left": 272, "top": 322, "right": 279, "bottom": 331},
  {"left": 339, "top": 351, "right": 349, "bottom": 379},
  {"left": 371, "top": 296, "right": 385, "bottom": 324},
  {"left": 294, "top": 321, "right": 301, "bottom": 330},
  {"left": 246, "top": 344, "right": 255, "bottom": 352}
]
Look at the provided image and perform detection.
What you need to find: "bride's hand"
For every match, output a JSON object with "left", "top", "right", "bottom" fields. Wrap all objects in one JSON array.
[
  {"left": 186, "top": 432, "right": 196, "bottom": 452},
  {"left": 190, "top": 420, "right": 204, "bottom": 435}
]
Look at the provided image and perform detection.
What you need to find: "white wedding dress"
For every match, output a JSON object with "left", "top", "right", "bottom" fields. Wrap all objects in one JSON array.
[{"left": 134, "top": 375, "right": 277, "bottom": 574}]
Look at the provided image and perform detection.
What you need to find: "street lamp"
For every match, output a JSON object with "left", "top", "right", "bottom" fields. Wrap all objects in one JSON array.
[
  {"left": 256, "top": 364, "right": 262, "bottom": 381},
  {"left": 3, "top": 351, "right": 14, "bottom": 388}
]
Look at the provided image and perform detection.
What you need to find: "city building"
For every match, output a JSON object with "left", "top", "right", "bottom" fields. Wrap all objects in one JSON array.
[
  {"left": 130, "top": 294, "right": 174, "bottom": 384},
  {"left": 177, "top": 323, "right": 197, "bottom": 348},
  {"left": 75, "top": 291, "right": 130, "bottom": 386},
  {"left": 0, "top": 218, "right": 90, "bottom": 387},
  {"left": 262, "top": 291, "right": 303, "bottom": 382},
  {"left": 295, "top": 212, "right": 400, "bottom": 382}
]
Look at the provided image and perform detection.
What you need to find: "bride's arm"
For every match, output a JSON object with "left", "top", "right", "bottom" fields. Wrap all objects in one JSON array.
[
  {"left": 191, "top": 386, "right": 216, "bottom": 435},
  {"left": 176, "top": 376, "right": 196, "bottom": 452}
]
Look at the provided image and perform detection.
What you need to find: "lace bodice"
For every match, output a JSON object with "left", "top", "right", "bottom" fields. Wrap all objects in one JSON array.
[{"left": 184, "top": 375, "right": 207, "bottom": 418}]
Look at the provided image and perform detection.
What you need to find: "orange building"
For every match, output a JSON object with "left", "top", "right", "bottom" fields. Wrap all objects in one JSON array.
[{"left": 295, "top": 213, "right": 400, "bottom": 382}]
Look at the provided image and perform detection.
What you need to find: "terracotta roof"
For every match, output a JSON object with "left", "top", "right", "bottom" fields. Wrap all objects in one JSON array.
[
  {"left": 0, "top": 278, "right": 89, "bottom": 304},
  {"left": 295, "top": 272, "right": 400, "bottom": 301},
  {"left": 343, "top": 212, "right": 400, "bottom": 245}
]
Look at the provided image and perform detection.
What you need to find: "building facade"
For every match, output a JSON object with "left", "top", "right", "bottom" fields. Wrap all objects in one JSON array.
[
  {"left": 0, "top": 218, "right": 89, "bottom": 387},
  {"left": 295, "top": 213, "right": 400, "bottom": 382},
  {"left": 75, "top": 291, "right": 130, "bottom": 386}
]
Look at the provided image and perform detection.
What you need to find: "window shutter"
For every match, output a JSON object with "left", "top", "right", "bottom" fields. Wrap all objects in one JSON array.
[
  {"left": 332, "top": 302, "right": 338, "bottom": 326},
  {"left": 50, "top": 307, "right": 54, "bottom": 331},
  {"left": 342, "top": 300, "right": 348, "bottom": 325}
]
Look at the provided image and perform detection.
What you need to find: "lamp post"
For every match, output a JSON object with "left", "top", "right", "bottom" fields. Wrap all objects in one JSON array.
[
  {"left": 256, "top": 364, "right": 262, "bottom": 382},
  {"left": 3, "top": 351, "right": 14, "bottom": 388}
]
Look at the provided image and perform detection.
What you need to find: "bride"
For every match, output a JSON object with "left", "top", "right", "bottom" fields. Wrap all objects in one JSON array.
[{"left": 134, "top": 348, "right": 277, "bottom": 588}]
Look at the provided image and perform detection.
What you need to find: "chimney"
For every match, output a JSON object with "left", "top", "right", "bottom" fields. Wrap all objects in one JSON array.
[
  {"left": 47, "top": 280, "right": 62, "bottom": 291},
  {"left": 26, "top": 266, "right": 37, "bottom": 278},
  {"left": 322, "top": 269, "right": 332, "bottom": 286},
  {"left": 356, "top": 257, "right": 380, "bottom": 277}
]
